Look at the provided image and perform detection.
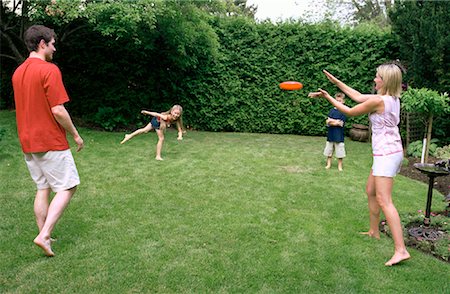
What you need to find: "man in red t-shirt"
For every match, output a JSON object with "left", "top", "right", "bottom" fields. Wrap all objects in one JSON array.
[{"left": 12, "top": 25, "right": 84, "bottom": 257}]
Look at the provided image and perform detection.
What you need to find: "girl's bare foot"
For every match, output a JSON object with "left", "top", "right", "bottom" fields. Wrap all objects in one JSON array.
[
  {"left": 33, "top": 236, "right": 55, "bottom": 257},
  {"left": 385, "top": 251, "right": 410, "bottom": 266},
  {"left": 120, "top": 134, "right": 131, "bottom": 144},
  {"left": 359, "top": 231, "right": 380, "bottom": 239},
  {"left": 155, "top": 156, "right": 163, "bottom": 161}
]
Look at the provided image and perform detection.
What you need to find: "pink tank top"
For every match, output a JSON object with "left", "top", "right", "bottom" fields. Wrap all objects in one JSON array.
[{"left": 368, "top": 96, "right": 403, "bottom": 156}]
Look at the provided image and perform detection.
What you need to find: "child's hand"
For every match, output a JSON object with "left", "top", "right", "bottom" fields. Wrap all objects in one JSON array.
[{"left": 308, "top": 88, "right": 331, "bottom": 99}]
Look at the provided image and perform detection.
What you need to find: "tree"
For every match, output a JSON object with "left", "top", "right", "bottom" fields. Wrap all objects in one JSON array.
[
  {"left": 402, "top": 88, "right": 450, "bottom": 163},
  {"left": 307, "top": 0, "right": 394, "bottom": 27},
  {"left": 389, "top": 0, "right": 450, "bottom": 93},
  {"left": 1, "top": 0, "right": 29, "bottom": 64}
]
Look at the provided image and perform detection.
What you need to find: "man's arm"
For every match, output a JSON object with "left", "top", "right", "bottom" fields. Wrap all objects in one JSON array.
[{"left": 51, "top": 104, "right": 84, "bottom": 152}]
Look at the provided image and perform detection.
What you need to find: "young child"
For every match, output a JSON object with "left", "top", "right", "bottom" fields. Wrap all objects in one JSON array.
[
  {"left": 324, "top": 92, "right": 346, "bottom": 171},
  {"left": 120, "top": 105, "right": 184, "bottom": 160}
]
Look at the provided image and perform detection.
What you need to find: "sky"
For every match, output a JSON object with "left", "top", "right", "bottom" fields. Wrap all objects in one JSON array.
[{"left": 246, "top": 0, "right": 327, "bottom": 22}]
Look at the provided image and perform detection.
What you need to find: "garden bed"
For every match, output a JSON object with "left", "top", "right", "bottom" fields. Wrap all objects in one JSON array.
[{"left": 381, "top": 156, "right": 449, "bottom": 262}]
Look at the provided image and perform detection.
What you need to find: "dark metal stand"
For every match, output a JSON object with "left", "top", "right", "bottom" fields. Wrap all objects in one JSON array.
[
  {"left": 424, "top": 174, "right": 435, "bottom": 226},
  {"left": 413, "top": 163, "right": 450, "bottom": 226}
]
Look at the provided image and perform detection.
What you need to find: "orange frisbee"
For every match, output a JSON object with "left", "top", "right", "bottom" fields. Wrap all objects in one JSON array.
[{"left": 279, "top": 81, "right": 303, "bottom": 91}]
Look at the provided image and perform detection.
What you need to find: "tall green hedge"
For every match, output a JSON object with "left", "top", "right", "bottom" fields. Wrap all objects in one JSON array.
[
  {"left": 1, "top": 16, "right": 399, "bottom": 136},
  {"left": 178, "top": 18, "right": 396, "bottom": 135}
]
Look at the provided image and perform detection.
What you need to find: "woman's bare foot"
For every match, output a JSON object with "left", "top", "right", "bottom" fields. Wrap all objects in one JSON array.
[
  {"left": 359, "top": 231, "right": 380, "bottom": 239},
  {"left": 385, "top": 251, "right": 410, "bottom": 266},
  {"left": 33, "top": 236, "right": 55, "bottom": 257},
  {"left": 155, "top": 156, "right": 163, "bottom": 161},
  {"left": 120, "top": 134, "right": 132, "bottom": 144}
]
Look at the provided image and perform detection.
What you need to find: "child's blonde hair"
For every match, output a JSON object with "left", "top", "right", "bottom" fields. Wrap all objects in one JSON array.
[
  {"left": 376, "top": 63, "right": 402, "bottom": 97},
  {"left": 162, "top": 104, "right": 184, "bottom": 130},
  {"left": 335, "top": 92, "right": 345, "bottom": 99}
]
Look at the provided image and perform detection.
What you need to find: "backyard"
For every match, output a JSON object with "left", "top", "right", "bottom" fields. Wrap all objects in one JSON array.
[{"left": 0, "top": 110, "right": 449, "bottom": 293}]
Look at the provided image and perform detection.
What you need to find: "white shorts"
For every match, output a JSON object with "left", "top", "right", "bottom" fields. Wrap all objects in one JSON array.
[
  {"left": 24, "top": 150, "right": 80, "bottom": 192},
  {"left": 323, "top": 141, "right": 346, "bottom": 158},
  {"left": 371, "top": 152, "right": 403, "bottom": 177}
]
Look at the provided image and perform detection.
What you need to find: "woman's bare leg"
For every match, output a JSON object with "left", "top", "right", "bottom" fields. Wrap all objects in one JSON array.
[
  {"left": 374, "top": 176, "right": 410, "bottom": 266},
  {"left": 121, "top": 123, "right": 153, "bottom": 144},
  {"left": 360, "top": 171, "right": 381, "bottom": 239}
]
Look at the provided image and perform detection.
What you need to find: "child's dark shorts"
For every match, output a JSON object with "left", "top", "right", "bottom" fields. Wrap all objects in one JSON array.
[{"left": 151, "top": 117, "right": 161, "bottom": 129}]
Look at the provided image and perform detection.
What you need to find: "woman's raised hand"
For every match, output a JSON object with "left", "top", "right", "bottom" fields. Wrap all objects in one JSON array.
[{"left": 323, "top": 70, "right": 339, "bottom": 84}]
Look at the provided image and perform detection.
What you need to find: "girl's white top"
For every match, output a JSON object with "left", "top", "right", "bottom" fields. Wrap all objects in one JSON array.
[{"left": 369, "top": 95, "right": 403, "bottom": 156}]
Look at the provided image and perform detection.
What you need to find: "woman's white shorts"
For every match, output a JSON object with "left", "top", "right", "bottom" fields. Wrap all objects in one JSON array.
[{"left": 371, "top": 152, "right": 403, "bottom": 177}]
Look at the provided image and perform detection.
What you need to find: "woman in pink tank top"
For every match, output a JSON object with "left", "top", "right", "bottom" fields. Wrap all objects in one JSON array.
[{"left": 309, "top": 63, "right": 410, "bottom": 266}]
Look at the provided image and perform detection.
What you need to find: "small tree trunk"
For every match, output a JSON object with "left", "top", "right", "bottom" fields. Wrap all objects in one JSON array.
[{"left": 424, "top": 114, "right": 433, "bottom": 163}]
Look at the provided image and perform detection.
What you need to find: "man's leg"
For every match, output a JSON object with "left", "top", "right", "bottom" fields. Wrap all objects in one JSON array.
[
  {"left": 34, "top": 188, "right": 51, "bottom": 231},
  {"left": 33, "top": 187, "right": 76, "bottom": 256}
]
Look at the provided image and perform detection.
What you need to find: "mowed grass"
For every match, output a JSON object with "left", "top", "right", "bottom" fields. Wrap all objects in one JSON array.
[{"left": 0, "top": 110, "right": 448, "bottom": 293}]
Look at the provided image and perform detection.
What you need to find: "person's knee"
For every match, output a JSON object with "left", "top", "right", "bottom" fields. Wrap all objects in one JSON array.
[
  {"left": 68, "top": 185, "right": 77, "bottom": 195},
  {"left": 365, "top": 186, "right": 374, "bottom": 197},
  {"left": 375, "top": 194, "right": 391, "bottom": 209}
]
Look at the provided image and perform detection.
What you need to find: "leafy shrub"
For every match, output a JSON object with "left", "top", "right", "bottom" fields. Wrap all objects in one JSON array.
[
  {"left": 0, "top": 127, "right": 5, "bottom": 142},
  {"left": 435, "top": 145, "right": 450, "bottom": 160},
  {"left": 93, "top": 107, "right": 128, "bottom": 131},
  {"left": 407, "top": 139, "right": 439, "bottom": 158}
]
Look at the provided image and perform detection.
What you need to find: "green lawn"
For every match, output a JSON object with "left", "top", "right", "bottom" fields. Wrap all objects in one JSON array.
[{"left": 0, "top": 110, "right": 448, "bottom": 293}]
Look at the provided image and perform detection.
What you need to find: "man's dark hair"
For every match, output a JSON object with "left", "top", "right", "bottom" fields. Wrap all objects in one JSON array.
[{"left": 24, "top": 25, "right": 56, "bottom": 52}]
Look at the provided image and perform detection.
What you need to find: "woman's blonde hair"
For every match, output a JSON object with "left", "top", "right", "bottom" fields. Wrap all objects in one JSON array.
[{"left": 376, "top": 63, "right": 403, "bottom": 97}]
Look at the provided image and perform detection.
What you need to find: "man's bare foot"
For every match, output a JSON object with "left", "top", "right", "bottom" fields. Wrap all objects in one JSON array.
[
  {"left": 385, "top": 251, "right": 410, "bottom": 266},
  {"left": 338, "top": 167, "right": 343, "bottom": 171},
  {"left": 359, "top": 231, "right": 380, "bottom": 239},
  {"left": 120, "top": 134, "right": 131, "bottom": 144},
  {"left": 325, "top": 165, "right": 331, "bottom": 169},
  {"left": 33, "top": 236, "right": 55, "bottom": 257},
  {"left": 155, "top": 156, "right": 163, "bottom": 161}
]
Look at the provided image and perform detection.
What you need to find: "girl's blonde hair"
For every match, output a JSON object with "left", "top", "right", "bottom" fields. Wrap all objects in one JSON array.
[
  {"left": 162, "top": 104, "right": 183, "bottom": 117},
  {"left": 162, "top": 104, "right": 184, "bottom": 130},
  {"left": 376, "top": 63, "right": 403, "bottom": 97}
]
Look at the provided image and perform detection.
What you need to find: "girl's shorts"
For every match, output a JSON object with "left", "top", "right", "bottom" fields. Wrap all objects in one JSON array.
[
  {"left": 151, "top": 117, "right": 161, "bottom": 129},
  {"left": 371, "top": 152, "right": 403, "bottom": 177},
  {"left": 25, "top": 149, "right": 80, "bottom": 192}
]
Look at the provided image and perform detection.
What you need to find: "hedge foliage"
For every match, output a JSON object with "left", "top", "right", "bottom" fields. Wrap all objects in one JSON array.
[
  {"left": 178, "top": 18, "right": 396, "bottom": 135},
  {"left": 0, "top": 13, "right": 425, "bottom": 136}
]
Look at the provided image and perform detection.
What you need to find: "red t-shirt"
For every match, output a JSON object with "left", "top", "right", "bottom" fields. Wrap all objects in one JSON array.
[{"left": 12, "top": 58, "right": 70, "bottom": 153}]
